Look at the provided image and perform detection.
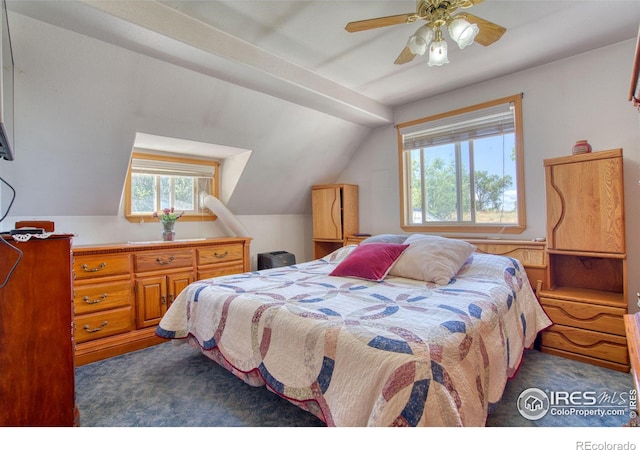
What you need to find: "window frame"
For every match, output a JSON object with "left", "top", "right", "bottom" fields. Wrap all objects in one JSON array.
[
  {"left": 124, "top": 151, "right": 220, "bottom": 223},
  {"left": 396, "top": 94, "right": 526, "bottom": 234}
]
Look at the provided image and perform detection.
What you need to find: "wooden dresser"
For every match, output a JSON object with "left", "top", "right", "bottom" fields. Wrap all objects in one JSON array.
[
  {"left": 0, "top": 234, "right": 77, "bottom": 426},
  {"left": 539, "top": 149, "right": 629, "bottom": 372},
  {"left": 72, "top": 237, "right": 251, "bottom": 365}
]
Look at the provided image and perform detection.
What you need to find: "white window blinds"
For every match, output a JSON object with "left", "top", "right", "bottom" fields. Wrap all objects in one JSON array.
[
  {"left": 400, "top": 101, "right": 515, "bottom": 151},
  {"left": 130, "top": 156, "right": 216, "bottom": 178}
]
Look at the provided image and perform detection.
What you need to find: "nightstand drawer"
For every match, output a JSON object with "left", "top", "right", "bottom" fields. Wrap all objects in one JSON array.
[
  {"left": 197, "top": 244, "right": 244, "bottom": 266},
  {"left": 540, "top": 297, "right": 626, "bottom": 336},
  {"left": 74, "top": 253, "right": 131, "bottom": 280},
  {"left": 540, "top": 324, "right": 629, "bottom": 366},
  {"left": 74, "top": 307, "right": 134, "bottom": 344},
  {"left": 134, "top": 248, "right": 194, "bottom": 272},
  {"left": 74, "top": 280, "right": 133, "bottom": 315}
]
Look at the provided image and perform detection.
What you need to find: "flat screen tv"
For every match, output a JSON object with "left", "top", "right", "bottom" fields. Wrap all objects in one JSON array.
[{"left": 0, "top": 0, "right": 13, "bottom": 161}]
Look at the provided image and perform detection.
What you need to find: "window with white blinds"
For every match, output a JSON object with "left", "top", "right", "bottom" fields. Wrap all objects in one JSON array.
[
  {"left": 125, "top": 151, "right": 219, "bottom": 222},
  {"left": 397, "top": 94, "right": 526, "bottom": 234},
  {"left": 130, "top": 156, "right": 216, "bottom": 178}
]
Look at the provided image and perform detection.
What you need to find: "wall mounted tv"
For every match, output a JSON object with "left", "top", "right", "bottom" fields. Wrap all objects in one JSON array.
[{"left": 0, "top": 0, "right": 13, "bottom": 161}]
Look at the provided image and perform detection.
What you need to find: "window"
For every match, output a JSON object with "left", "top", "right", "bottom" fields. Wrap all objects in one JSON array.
[
  {"left": 397, "top": 94, "right": 525, "bottom": 234},
  {"left": 124, "top": 151, "right": 219, "bottom": 223}
]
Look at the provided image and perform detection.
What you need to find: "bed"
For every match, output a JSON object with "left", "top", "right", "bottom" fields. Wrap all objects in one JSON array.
[{"left": 157, "top": 234, "right": 552, "bottom": 427}]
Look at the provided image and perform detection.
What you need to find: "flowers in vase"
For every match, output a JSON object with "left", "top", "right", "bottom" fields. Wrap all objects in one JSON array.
[{"left": 153, "top": 207, "right": 184, "bottom": 223}]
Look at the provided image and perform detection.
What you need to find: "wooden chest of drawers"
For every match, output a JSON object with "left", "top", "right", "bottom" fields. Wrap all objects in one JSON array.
[
  {"left": 197, "top": 243, "right": 246, "bottom": 279},
  {"left": 538, "top": 290, "right": 629, "bottom": 372},
  {"left": 73, "top": 237, "right": 251, "bottom": 365},
  {"left": 73, "top": 253, "right": 135, "bottom": 348}
]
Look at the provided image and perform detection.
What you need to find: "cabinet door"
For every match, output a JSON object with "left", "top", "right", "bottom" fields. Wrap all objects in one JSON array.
[
  {"left": 312, "top": 186, "right": 342, "bottom": 240},
  {"left": 546, "top": 155, "right": 625, "bottom": 253},
  {"left": 135, "top": 275, "right": 167, "bottom": 328},
  {"left": 167, "top": 272, "right": 193, "bottom": 307}
]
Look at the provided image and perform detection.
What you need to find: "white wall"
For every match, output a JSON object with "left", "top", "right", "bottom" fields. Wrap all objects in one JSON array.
[
  {"left": 340, "top": 39, "right": 640, "bottom": 312},
  {"left": 0, "top": 11, "right": 358, "bottom": 268}
]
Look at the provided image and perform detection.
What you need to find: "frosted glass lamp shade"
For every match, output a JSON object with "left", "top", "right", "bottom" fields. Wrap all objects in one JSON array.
[
  {"left": 448, "top": 18, "right": 479, "bottom": 49},
  {"left": 407, "top": 25, "right": 433, "bottom": 55},
  {"left": 407, "top": 35, "right": 427, "bottom": 55},
  {"left": 428, "top": 39, "right": 449, "bottom": 66}
]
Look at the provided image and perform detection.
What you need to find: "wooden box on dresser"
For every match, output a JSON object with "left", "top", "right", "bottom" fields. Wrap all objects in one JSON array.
[
  {"left": 0, "top": 234, "right": 77, "bottom": 426},
  {"left": 539, "top": 149, "right": 629, "bottom": 372},
  {"left": 72, "top": 237, "right": 251, "bottom": 366}
]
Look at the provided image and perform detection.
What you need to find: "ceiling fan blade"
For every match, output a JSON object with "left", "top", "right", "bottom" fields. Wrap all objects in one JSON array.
[
  {"left": 394, "top": 46, "right": 416, "bottom": 65},
  {"left": 345, "top": 13, "right": 415, "bottom": 33},
  {"left": 463, "top": 13, "right": 506, "bottom": 46}
]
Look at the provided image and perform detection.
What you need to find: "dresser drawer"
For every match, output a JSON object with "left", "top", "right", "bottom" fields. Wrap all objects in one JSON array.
[
  {"left": 197, "top": 244, "right": 244, "bottom": 266},
  {"left": 540, "top": 324, "right": 629, "bottom": 366},
  {"left": 74, "top": 307, "right": 134, "bottom": 344},
  {"left": 134, "top": 248, "right": 194, "bottom": 273},
  {"left": 197, "top": 261, "right": 245, "bottom": 280},
  {"left": 540, "top": 297, "right": 626, "bottom": 336},
  {"left": 74, "top": 253, "right": 131, "bottom": 280},
  {"left": 74, "top": 280, "right": 133, "bottom": 315}
]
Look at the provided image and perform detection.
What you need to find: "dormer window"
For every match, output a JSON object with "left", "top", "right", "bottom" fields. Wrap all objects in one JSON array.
[{"left": 124, "top": 151, "right": 219, "bottom": 223}]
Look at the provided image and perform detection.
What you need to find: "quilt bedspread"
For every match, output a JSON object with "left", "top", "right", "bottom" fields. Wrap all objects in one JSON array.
[{"left": 157, "top": 246, "right": 551, "bottom": 427}]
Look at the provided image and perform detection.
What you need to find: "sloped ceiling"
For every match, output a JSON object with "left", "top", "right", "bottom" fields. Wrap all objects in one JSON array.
[{"left": 3, "top": 1, "right": 640, "bottom": 217}]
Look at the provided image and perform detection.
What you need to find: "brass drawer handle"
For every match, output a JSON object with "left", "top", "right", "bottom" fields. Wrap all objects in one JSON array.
[
  {"left": 156, "top": 256, "right": 175, "bottom": 265},
  {"left": 214, "top": 251, "right": 228, "bottom": 259},
  {"left": 81, "top": 262, "right": 107, "bottom": 272},
  {"left": 83, "top": 293, "right": 108, "bottom": 304},
  {"left": 83, "top": 321, "right": 108, "bottom": 333}
]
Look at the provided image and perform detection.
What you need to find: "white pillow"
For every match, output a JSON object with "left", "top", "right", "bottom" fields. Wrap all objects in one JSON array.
[{"left": 388, "top": 234, "right": 476, "bottom": 285}]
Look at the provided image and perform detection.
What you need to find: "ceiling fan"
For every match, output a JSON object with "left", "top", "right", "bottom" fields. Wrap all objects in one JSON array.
[{"left": 345, "top": 0, "right": 506, "bottom": 66}]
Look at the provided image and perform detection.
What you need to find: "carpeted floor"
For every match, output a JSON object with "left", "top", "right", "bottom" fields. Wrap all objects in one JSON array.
[{"left": 75, "top": 342, "right": 634, "bottom": 427}]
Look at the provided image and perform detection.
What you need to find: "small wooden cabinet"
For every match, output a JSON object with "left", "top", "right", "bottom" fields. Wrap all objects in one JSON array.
[
  {"left": 133, "top": 247, "right": 195, "bottom": 328},
  {"left": 539, "top": 149, "right": 629, "bottom": 372},
  {"left": 312, "top": 184, "right": 358, "bottom": 258},
  {"left": 0, "top": 234, "right": 76, "bottom": 426},
  {"left": 73, "top": 237, "right": 251, "bottom": 365},
  {"left": 135, "top": 272, "right": 193, "bottom": 328}
]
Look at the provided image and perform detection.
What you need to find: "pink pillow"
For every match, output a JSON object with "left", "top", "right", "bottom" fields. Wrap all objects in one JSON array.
[{"left": 330, "top": 243, "right": 409, "bottom": 281}]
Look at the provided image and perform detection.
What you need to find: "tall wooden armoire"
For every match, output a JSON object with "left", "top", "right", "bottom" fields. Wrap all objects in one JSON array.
[
  {"left": 0, "top": 234, "right": 77, "bottom": 425},
  {"left": 311, "top": 184, "right": 359, "bottom": 259},
  {"left": 538, "top": 149, "right": 629, "bottom": 372}
]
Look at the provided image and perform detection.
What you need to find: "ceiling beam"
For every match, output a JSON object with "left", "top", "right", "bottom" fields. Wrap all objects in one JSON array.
[{"left": 81, "top": 0, "right": 393, "bottom": 126}]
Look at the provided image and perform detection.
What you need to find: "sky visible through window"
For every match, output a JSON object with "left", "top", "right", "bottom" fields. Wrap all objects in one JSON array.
[{"left": 425, "top": 133, "right": 516, "bottom": 213}]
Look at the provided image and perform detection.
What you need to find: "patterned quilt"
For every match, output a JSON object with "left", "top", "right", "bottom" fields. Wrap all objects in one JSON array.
[{"left": 157, "top": 246, "right": 552, "bottom": 427}]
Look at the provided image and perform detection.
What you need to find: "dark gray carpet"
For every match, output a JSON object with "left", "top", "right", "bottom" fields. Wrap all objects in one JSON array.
[{"left": 75, "top": 342, "right": 634, "bottom": 427}]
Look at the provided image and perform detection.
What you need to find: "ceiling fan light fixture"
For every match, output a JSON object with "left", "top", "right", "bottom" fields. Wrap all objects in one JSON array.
[
  {"left": 428, "top": 38, "right": 448, "bottom": 66},
  {"left": 407, "top": 35, "right": 427, "bottom": 55},
  {"left": 407, "top": 25, "right": 433, "bottom": 55},
  {"left": 428, "top": 29, "right": 448, "bottom": 66},
  {"left": 448, "top": 17, "right": 479, "bottom": 49}
]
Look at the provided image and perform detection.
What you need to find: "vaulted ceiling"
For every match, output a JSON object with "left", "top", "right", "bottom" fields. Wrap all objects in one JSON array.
[
  {"left": 11, "top": 1, "right": 640, "bottom": 127},
  {"left": 4, "top": 1, "right": 640, "bottom": 217}
]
